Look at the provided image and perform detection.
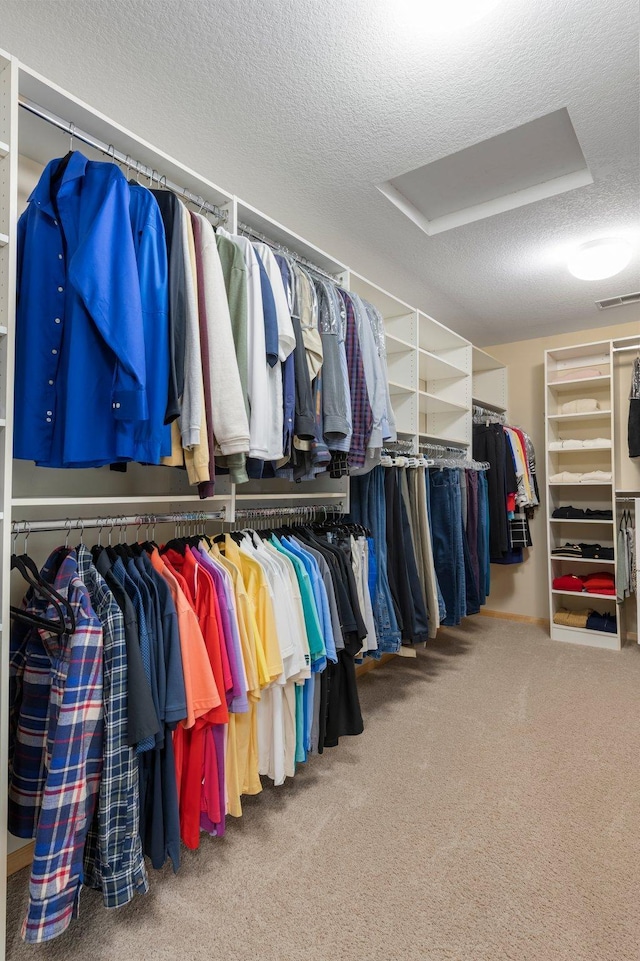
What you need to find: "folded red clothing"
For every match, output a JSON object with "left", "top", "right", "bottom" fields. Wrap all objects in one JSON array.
[
  {"left": 582, "top": 572, "right": 615, "bottom": 595},
  {"left": 552, "top": 574, "right": 585, "bottom": 592}
]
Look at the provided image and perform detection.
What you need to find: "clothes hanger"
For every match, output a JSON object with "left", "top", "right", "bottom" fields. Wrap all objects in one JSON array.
[{"left": 10, "top": 525, "right": 74, "bottom": 636}]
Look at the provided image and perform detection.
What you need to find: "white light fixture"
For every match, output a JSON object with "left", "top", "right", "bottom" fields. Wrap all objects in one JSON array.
[
  {"left": 397, "top": 0, "right": 502, "bottom": 33},
  {"left": 567, "top": 237, "right": 633, "bottom": 281}
]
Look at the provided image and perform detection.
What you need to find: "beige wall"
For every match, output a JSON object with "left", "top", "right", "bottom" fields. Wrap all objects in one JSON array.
[{"left": 484, "top": 317, "right": 640, "bottom": 624}]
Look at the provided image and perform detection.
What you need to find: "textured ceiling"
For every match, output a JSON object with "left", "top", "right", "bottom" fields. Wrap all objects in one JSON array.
[{"left": 1, "top": 0, "right": 639, "bottom": 346}]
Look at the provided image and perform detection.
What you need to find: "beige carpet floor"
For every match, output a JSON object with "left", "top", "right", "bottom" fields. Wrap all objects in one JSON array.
[{"left": 6, "top": 616, "right": 640, "bottom": 961}]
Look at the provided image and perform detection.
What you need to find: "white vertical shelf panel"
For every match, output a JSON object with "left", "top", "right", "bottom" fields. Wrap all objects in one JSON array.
[{"left": 0, "top": 49, "right": 18, "bottom": 961}]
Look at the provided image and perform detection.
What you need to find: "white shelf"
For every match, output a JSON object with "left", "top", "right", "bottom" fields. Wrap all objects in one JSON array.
[
  {"left": 419, "top": 390, "right": 467, "bottom": 414},
  {"left": 548, "top": 446, "right": 612, "bottom": 453},
  {"left": 547, "top": 410, "right": 612, "bottom": 421},
  {"left": 385, "top": 334, "right": 415, "bottom": 355},
  {"left": 551, "top": 622, "right": 620, "bottom": 650},
  {"left": 419, "top": 432, "right": 469, "bottom": 447},
  {"left": 548, "top": 481, "right": 613, "bottom": 486},
  {"left": 0, "top": 140, "right": 9, "bottom": 159},
  {"left": 388, "top": 381, "right": 415, "bottom": 396},
  {"left": 418, "top": 347, "right": 467, "bottom": 381},
  {"left": 552, "top": 590, "right": 616, "bottom": 601},
  {"left": 549, "top": 518, "right": 614, "bottom": 524},
  {"left": 547, "top": 375, "right": 610, "bottom": 391},
  {"left": 11, "top": 494, "right": 228, "bottom": 507},
  {"left": 0, "top": 326, "right": 7, "bottom": 336},
  {"left": 0, "top": 233, "right": 8, "bottom": 247},
  {"left": 472, "top": 346, "right": 505, "bottom": 373},
  {"left": 550, "top": 555, "right": 615, "bottom": 565},
  {"left": 472, "top": 397, "right": 507, "bottom": 414}
]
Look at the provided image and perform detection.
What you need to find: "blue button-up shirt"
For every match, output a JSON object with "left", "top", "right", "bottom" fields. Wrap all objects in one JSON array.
[{"left": 15, "top": 151, "right": 148, "bottom": 467}]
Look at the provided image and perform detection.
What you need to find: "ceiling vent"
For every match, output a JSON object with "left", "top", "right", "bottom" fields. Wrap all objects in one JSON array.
[{"left": 596, "top": 292, "right": 640, "bottom": 310}]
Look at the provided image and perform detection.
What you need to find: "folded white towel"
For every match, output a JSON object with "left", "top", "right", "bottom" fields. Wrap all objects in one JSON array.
[
  {"left": 559, "top": 399, "right": 600, "bottom": 414},
  {"left": 549, "top": 441, "right": 563, "bottom": 450},
  {"left": 581, "top": 470, "right": 612, "bottom": 482},
  {"left": 582, "top": 437, "right": 611, "bottom": 448},
  {"left": 552, "top": 367, "right": 606, "bottom": 383},
  {"left": 549, "top": 471, "right": 584, "bottom": 482},
  {"left": 562, "top": 439, "right": 583, "bottom": 449}
]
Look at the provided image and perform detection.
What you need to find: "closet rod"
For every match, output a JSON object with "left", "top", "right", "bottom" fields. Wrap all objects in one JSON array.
[
  {"left": 234, "top": 503, "right": 344, "bottom": 518},
  {"left": 612, "top": 344, "right": 640, "bottom": 353},
  {"left": 18, "top": 95, "right": 229, "bottom": 223},
  {"left": 11, "top": 510, "right": 227, "bottom": 535},
  {"left": 236, "top": 220, "right": 341, "bottom": 284}
]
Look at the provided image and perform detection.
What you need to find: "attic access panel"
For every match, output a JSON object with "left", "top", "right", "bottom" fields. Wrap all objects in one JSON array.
[{"left": 377, "top": 108, "right": 592, "bottom": 235}]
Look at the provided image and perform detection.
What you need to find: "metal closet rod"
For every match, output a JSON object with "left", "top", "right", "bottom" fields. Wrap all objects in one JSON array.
[
  {"left": 612, "top": 344, "right": 640, "bottom": 353},
  {"left": 18, "top": 95, "right": 229, "bottom": 223},
  {"left": 11, "top": 510, "right": 227, "bottom": 535},
  {"left": 236, "top": 220, "right": 341, "bottom": 284},
  {"left": 234, "top": 503, "right": 344, "bottom": 518}
]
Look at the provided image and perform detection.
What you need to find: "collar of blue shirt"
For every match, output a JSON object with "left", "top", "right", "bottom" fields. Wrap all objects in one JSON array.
[{"left": 28, "top": 150, "right": 89, "bottom": 219}]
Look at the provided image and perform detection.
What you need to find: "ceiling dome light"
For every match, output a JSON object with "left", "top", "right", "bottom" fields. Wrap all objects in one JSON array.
[
  {"left": 567, "top": 238, "right": 633, "bottom": 281},
  {"left": 398, "top": 0, "right": 502, "bottom": 33}
]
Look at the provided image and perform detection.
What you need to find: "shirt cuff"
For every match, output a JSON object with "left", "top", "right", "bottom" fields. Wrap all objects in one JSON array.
[{"left": 112, "top": 389, "right": 148, "bottom": 421}]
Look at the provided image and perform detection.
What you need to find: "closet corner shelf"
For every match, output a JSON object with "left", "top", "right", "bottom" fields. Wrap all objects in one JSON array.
[
  {"left": 547, "top": 410, "right": 612, "bottom": 421},
  {"left": 0, "top": 139, "right": 9, "bottom": 158},
  {"left": 471, "top": 397, "right": 507, "bottom": 415},
  {"left": 549, "top": 555, "right": 616, "bottom": 566},
  {"left": 551, "top": 589, "right": 617, "bottom": 601},
  {"left": 0, "top": 232, "right": 8, "bottom": 248},
  {"left": 547, "top": 375, "right": 610, "bottom": 391}
]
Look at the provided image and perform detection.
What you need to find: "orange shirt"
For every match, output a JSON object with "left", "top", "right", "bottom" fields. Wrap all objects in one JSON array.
[
  {"left": 148, "top": 547, "right": 220, "bottom": 728},
  {"left": 162, "top": 547, "right": 229, "bottom": 725}
]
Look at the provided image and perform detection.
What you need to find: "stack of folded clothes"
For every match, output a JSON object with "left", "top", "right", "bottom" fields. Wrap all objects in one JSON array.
[
  {"left": 548, "top": 438, "right": 611, "bottom": 450},
  {"left": 558, "top": 399, "right": 601, "bottom": 414},
  {"left": 552, "top": 572, "right": 615, "bottom": 594},
  {"left": 553, "top": 607, "right": 594, "bottom": 627},
  {"left": 553, "top": 608, "right": 617, "bottom": 633},
  {"left": 548, "top": 470, "right": 612, "bottom": 482},
  {"left": 551, "top": 506, "right": 613, "bottom": 519},
  {"left": 585, "top": 611, "right": 617, "bottom": 633},
  {"left": 551, "top": 542, "right": 614, "bottom": 559}
]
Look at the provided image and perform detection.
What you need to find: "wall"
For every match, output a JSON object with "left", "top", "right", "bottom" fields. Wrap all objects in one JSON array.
[{"left": 484, "top": 317, "right": 640, "bottom": 626}]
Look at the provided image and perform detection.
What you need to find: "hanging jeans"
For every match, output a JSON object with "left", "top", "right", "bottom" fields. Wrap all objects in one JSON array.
[
  {"left": 425, "top": 467, "right": 447, "bottom": 623},
  {"left": 429, "top": 468, "right": 466, "bottom": 626},
  {"left": 384, "top": 466, "right": 429, "bottom": 644},
  {"left": 349, "top": 466, "right": 401, "bottom": 652},
  {"left": 477, "top": 470, "right": 491, "bottom": 601}
]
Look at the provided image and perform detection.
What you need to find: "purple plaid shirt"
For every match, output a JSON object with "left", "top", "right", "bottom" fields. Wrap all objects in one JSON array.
[
  {"left": 339, "top": 289, "right": 373, "bottom": 469},
  {"left": 9, "top": 549, "right": 104, "bottom": 943}
]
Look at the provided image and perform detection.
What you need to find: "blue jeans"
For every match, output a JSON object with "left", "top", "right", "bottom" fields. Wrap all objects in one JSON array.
[
  {"left": 429, "top": 468, "right": 466, "bottom": 626},
  {"left": 477, "top": 470, "right": 491, "bottom": 600},
  {"left": 349, "top": 467, "right": 401, "bottom": 652}
]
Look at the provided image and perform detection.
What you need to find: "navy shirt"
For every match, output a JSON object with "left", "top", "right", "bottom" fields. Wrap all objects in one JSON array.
[
  {"left": 15, "top": 151, "right": 148, "bottom": 467},
  {"left": 253, "top": 247, "right": 279, "bottom": 367}
]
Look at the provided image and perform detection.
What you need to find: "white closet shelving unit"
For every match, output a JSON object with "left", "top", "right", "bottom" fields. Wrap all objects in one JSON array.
[
  {"left": 545, "top": 340, "right": 622, "bottom": 650},
  {"left": 0, "top": 46, "right": 511, "bottom": 954}
]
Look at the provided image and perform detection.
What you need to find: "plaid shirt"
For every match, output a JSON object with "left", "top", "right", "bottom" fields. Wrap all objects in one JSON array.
[
  {"left": 77, "top": 547, "right": 149, "bottom": 909},
  {"left": 9, "top": 549, "right": 104, "bottom": 943},
  {"left": 339, "top": 289, "right": 373, "bottom": 470}
]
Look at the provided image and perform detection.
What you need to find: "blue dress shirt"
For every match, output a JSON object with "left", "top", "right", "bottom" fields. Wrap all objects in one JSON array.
[{"left": 15, "top": 152, "right": 148, "bottom": 467}]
